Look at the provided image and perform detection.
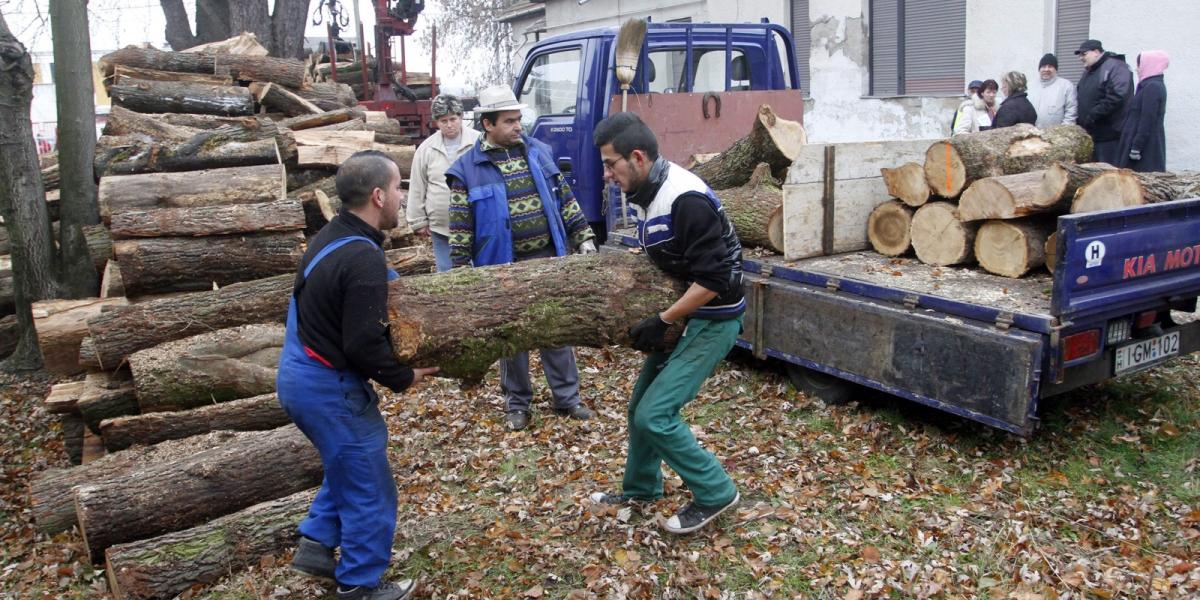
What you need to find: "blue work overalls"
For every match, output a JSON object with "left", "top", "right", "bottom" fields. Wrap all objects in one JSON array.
[{"left": 276, "top": 235, "right": 400, "bottom": 588}]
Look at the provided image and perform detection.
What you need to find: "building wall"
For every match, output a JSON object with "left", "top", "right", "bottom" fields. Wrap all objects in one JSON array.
[
  {"left": 965, "top": 0, "right": 1046, "bottom": 88},
  {"left": 543, "top": 0, "right": 784, "bottom": 35}
]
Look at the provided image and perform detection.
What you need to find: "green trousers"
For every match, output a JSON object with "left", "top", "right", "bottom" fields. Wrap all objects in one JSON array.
[{"left": 621, "top": 316, "right": 742, "bottom": 507}]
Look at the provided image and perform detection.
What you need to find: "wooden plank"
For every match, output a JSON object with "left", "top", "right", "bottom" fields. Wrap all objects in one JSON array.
[
  {"left": 292, "top": 129, "right": 375, "bottom": 148},
  {"left": 786, "top": 139, "right": 938, "bottom": 184},
  {"left": 45, "top": 381, "right": 87, "bottom": 414}
]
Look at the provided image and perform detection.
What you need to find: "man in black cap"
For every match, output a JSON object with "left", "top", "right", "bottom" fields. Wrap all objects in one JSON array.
[
  {"left": 1032, "top": 53, "right": 1077, "bottom": 128},
  {"left": 1075, "top": 39, "right": 1133, "bottom": 164}
]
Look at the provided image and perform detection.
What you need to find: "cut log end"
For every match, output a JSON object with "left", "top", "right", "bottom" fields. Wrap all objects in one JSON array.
[
  {"left": 867, "top": 201, "right": 914, "bottom": 256},
  {"left": 1070, "top": 171, "right": 1146, "bottom": 213},
  {"left": 758, "top": 104, "right": 807, "bottom": 161},
  {"left": 975, "top": 220, "right": 1055, "bottom": 278},
  {"left": 1045, "top": 231, "right": 1059, "bottom": 274},
  {"left": 924, "top": 141, "right": 966, "bottom": 198},
  {"left": 910, "top": 202, "right": 977, "bottom": 266},
  {"left": 881, "top": 162, "right": 931, "bottom": 207}
]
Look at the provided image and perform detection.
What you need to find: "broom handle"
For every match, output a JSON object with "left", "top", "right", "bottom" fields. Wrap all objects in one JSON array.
[{"left": 620, "top": 88, "right": 630, "bottom": 228}]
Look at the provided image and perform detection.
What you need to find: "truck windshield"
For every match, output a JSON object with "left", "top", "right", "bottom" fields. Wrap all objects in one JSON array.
[{"left": 518, "top": 48, "right": 582, "bottom": 124}]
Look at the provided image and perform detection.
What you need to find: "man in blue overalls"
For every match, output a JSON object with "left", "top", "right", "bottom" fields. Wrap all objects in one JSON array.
[{"left": 279, "top": 150, "right": 439, "bottom": 600}]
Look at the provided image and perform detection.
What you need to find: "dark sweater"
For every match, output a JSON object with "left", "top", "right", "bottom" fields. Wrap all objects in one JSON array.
[
  {"left": 293, "top": 210, "right": 414, "bottom": 392},
  {"left": 992, "top": 92, "right": 1038, "bottom": 129}
]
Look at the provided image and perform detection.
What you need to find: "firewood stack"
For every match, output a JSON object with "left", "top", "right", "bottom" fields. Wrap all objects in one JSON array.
[{"left": 868, "top": 123, "right": 1200, "bottom": 278}]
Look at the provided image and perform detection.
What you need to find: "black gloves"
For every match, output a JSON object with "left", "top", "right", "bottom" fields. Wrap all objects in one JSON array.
[{"left": 629, "top": 315, "right": 671, "bottom": 352}]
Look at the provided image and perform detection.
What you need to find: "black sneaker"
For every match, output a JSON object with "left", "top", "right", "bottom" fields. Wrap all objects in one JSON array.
[
  {"left": 662, "top": 491, "right": 741, "bottom": 534},
  {"left": 553, "top": 404, "right": 594, "bottom": 420},
  {"left": 290, "top": 536, "right": 335, "bottom": 581},
  {"left": 588, "top": 491, "right": 652, "bottom": 506},
  {"left": 335, "top": 579, "right": 415, "bottom": 600},
  {"left": 506, "top": 411, "right": 529, "bottom": 431}
]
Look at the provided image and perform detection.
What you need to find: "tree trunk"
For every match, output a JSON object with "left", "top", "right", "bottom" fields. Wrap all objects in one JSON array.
[
  {"left": 109, "top": 64, "right": 232, "bottom": 87},
  {"left": 269, "top": 0, "right": 313, "bottom": 60},
  {"left": 32, "top": 298, "right": 128, "bottom": 376},
  {"left": 108, "top": 80, "right": 254, "bottom": 116},
  {"left": 280, "top": 106, "right": 363, "bottom": 131},
  {"left": 61, "top": 413, "right": 85, "bottom": 464},
  {"left": 78, "top": 369, "right": 138, "bottom": 434},
  {"left": 881, "top": 162, "right": 931, "bottom": 207},
  {"left": 84, "top": 224, "right": 112, "bottom": 275},
  {"left": 99, "top": 163, "right": 286, "bottom": 222},
  {"left": 957, "top": 170, "right": 1064, "bottom": 221},
  {"left": 974, "top": 219, "right": 1056, "bottom": 278},
  {"left": 690, "top": 104, "right": 807, "bottom": 190},
  {"left": 82, "top": 246, "right": 432, "bottom": 369},
  {"left": 50, "top": 0, "right": 102, "bottom": 299},
  {"left": 867, "top": 200, "right": 914, "bottom": 257},
  {"left": 1071, "top": 169, "right": 1200, "bottom": 214},
  {"left": 293, "top": 82, "right": 357, "bottom": 111},
  {"left": 105, "top": 488, "right": 315, "bottom": 600},
  {"left": 110, "top": 200, "right": 305, "bottom": 238},
  {"left": 101, "top": 105, "right": 200, "bottom": 140},
  {"left": 1045, "top": 231, "right": 1059, "bottom": 274},
  {"left": 0, "top": 11, "right": 57, "bottom": 370},
  {"left": 100, "top": 392, "right": 289, "bottom": 452},
  {"left": 719, "top": 163, "right": 784, "bottom": 253},
  {"left": 95, "top": 134, "right": 284, "bottom": 177},
  {"left": 75, "top": 424, "right": 323, "bottom": 560},
  {"left": 129, "top": 323, "right": 284, "bottom": 412},
  {"left": 387, "top": 252, "right": 687, "bottom": 381},
  {"left": 910, "top": 202, "right": 978, "bottom": 266},
  {"left": 99, "top": 45, "right": 308, "bottom": 88},
  {"left": 115, "top": 231, "right": 305, "bottom": 297},
  {"left": 249, "top": 81, "right": 321, "bottom": 116},
  {"left": 30, "top": 429, "right": 260, "bottom": 536},
  {"left": 923, "top": 124, "right": 1093, "bottom": 198}
]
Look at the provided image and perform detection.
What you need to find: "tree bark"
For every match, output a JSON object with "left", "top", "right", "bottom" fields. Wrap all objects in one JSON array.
[
  {"left": 104, "top": 105, "right": 269, "bottom": 136},
  {"left": 923, "top": 124, "right": 1093, "bottom": 198},
  {"left": 82, "top": 246, "right": 432, "bottom": 369},
  {"left": 30, "top": 429, "right": 260, "bottom": 536},
  {"left": 867, "top": 200, "right": 914, "bottom": 257},
  {"left": 100, "top": 392, "right": 289, "bottom": 452},
  {"left": 61, "top": 413, "right": 85, "bottom": 465},
  {"left": 32, "top": 298, "right": 128, "bottom": 376},
  {"left": 0, "top": 262, "right": 13, "bottom": 316},
  {"left": 974, "top": 219, "right": 1056, "bottom": 278},
  {"left": 111, "top": 200, "right": 305, "bottom": 238},
  {"left": 50, "top": 0, "right": 102, "bottom": 299},
  {"left": 105, "top": 488, "right": 315, "bottom": 600},
  {"left": 690, "top": 104, "right": 807, "bottom": 190},
  {"left": 108, "top": 80, "right": 254, "bottom": 116},
  {"left": 129, "top": 323, "right": 284, "bottom": 412},
  {"left": 881, "top": 162, "right": 931, "bottom": 207},
  {"left": 109, "top": 64, "right": 232, "bottom": 87},
  {"left": 95, "top": 134, "right": 286, "bottom": 177},
  {"left": 41, "top": 161, "right": 60, "bottom": 191},
  {"left": 719, "top": 163, "right": 784, "bottom": 253},
  {"left": 1070, "top": 169, "right": 1200, "bottom": 214},
  {"left": 269, "top": 0, "right": 313, "bottom": 59},
  {"left": 78, "top": 369, "right": 138, "bottom": 434},
  {"left": 910, "top": 202, "right": 978, "bottom": 266},
  {"left": 249, "top": 81, "right": 321, "bottom": 116},
  {"left": 0, "top": 314, "right": 16, "bottom": 359},
  {"left": 280, "top": 106, "right": 363, "bottom": 131},
  {"left": 99, "top": 163, "right": 286, "bottom": 221},
  {"left": 100, "top": 45, "right": 308, "bottom": 88},
  {"left": 75, "top": 424, "right": 323, "bottom": 560},
  {"left": 293, "top": 82, "right": 357, "bottom": 111},
  {"left": 387, "top": 252, "right": 687, "bottom": 381},
  {"left": 115, "top": 231, "right": 305, "bottom": 297}
]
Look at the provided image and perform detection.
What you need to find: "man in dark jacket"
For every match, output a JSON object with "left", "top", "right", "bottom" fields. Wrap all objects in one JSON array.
[{"left": 1075, "top": 39, "right": 1134, "bottom": 164}]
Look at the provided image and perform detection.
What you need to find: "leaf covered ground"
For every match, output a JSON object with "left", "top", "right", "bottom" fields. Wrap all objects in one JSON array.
[{"left": 1, "top": 348, "right": 1197, "bottom": 599}]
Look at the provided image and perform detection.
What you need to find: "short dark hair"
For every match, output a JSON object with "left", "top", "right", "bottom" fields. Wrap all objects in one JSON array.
[
  {"left": 593, "top": 112, "right": 659, "bottom": 161},
  {"left": 335, "top": 150, "right": 397, "bottom": 209},
  {"left": 479, "top": 112, "right": 498, "bottom": 130},
  {"left": 980, "top": 79, "right": 999, "bottom": 92}
]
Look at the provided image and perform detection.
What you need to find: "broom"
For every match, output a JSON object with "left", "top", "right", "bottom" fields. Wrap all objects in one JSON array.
[{"left": 613, "top": 18, "right": 646, "bottom": 227}]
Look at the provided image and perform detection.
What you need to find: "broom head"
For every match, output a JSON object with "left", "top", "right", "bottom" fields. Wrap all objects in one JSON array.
[{"left": 614, "top": 18, "right": 647, "bottom": 88}]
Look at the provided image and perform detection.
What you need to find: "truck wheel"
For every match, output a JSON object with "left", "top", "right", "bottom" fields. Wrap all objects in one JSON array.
[{"left": 786, "top": 365, "right": 855, "bottom": 405}]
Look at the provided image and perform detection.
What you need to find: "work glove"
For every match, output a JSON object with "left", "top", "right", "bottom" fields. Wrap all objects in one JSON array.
[
  {"left": 629, "top": 314, "right": 671, "bottom": 352},
  {"left": 579, "top": 240, "right": 597, "bottom": 255},
  {"left": 1129, "top": 149, "right": 1142, "bottom": 161}
]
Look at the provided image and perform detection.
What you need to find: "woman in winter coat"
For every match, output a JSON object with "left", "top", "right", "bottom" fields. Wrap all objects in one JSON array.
[
  {"left": 992, "top": 71, "right": 1038, "bottom": 129},
  {"left": 1118, "top": 51, "right": 1169, "bottom": 172},
  {"left": 953, "top": 79, "right": 998, "bottom": 134}
]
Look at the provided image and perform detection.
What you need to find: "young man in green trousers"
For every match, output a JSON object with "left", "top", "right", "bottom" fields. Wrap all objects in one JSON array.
[{"left": 590, "top": 112, "right": 745, "bottom": 534}]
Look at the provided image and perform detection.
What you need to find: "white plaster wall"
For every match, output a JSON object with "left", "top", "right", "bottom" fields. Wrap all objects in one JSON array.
[
  {"left": 1090, "top": 0, "right": 1200, "bottom": 171},
  {"left": 543, "top": 0, "right": 786, "bottom": 36},
  {"left": 964, "top": 0, "right": 1047, "bottom": 95}
]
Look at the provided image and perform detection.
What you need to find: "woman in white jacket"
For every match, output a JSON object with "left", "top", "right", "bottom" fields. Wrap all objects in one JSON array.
[
  {"left": 406, "top": 95, "right": 481, "bottom": 272},
  {"left": 953, "top": 79, "right": 998, "bottom": 134},
  {"left": 1031, "top": 53, "right": 1078, "bottom": 128}
]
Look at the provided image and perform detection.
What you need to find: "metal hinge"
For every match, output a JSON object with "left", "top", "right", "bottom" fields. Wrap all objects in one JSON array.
[
  {"left": 902, "top": 293, "right": 919, "bottom": 309},
  {"left": 995, "top": 312, "right": 1015, "bottom": 330}
]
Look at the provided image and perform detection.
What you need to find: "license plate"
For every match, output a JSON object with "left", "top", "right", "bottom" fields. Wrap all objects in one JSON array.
[{"left": 1113, "top": 331, "right": 1180, "bottom": 375}]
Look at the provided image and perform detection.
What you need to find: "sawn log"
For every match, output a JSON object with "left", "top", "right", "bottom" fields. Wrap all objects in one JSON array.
[
  {"left": 109, "top": 200, "right": 306, "bottom": 238},
  {"left": 924, "top": 124, "right": 1093, "bottom": 198},
  {"left": 99, "top": 46, "right": 308, "bottom": 88},
  {"left": 974, "top": 219, "right": 1056, "bottom": 278},
  {"left": 99, "top": 393, "right": 290, "bottom": 452},
  {"left": 99, "top": 163, "right": 286, "bottom": 221},
  {"left": 690, "top": 104, "right": 806, "bottom": 190},
  {"left": 114, "top": 231, "right": 306, "bottom": 296},
  {"left": 720, "top": 163, "right": 784, "bottom": 253},
  {"left": 31, "top": 298, "right": 128, "bottom": 376},
  {"left": 108, "top": 80, "right": 254, "bottom": 116}
]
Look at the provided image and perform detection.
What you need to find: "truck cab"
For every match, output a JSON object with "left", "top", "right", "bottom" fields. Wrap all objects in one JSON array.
[{"left": 512, "top": 20, "right": 802, "bottom": 242}]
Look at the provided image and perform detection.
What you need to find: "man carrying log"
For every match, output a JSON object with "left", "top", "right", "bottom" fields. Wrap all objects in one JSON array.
[
  {"left": 277, "top": 150, "right": 439, "bottom": 600},
  {"left": 446, "top": 86, "right": 597, "bottom": 431},
  {"left": 589, "top": 112, "right": 745, "bottom": 534}
]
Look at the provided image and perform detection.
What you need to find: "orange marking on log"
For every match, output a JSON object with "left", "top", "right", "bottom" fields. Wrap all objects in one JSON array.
[{"left": 944, "top": 143, "right": 952, "bottom": 193}]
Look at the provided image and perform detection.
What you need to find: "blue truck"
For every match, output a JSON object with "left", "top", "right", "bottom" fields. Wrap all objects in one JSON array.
[{"left": 511, "top": 20, "right": 1200, "bottom": 435}]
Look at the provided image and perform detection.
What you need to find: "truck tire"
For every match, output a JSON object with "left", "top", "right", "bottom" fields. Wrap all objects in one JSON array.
[{"left": 786, "top": 365, "right": 856, "bottom": 405}]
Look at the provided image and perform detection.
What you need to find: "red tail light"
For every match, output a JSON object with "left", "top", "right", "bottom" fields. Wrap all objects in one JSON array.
[
  {"left": 1063, "top": 329, "right": 1101, "bottom": 361},
  {"left": 1135, "top": 310, "right": 1158, "bottom": 329}
]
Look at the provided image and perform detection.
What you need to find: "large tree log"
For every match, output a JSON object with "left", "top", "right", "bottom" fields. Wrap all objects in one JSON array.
[
  {"left": 880, "top": 162, "right": 931, "bottom": 207},
  {"left": 78, "top": 369, "right": 137, "bottom": 434},
  {"left": 867, "top": 200, "right": 914, "bottom": 257},
  {"left": 82, "top": 246, "right": 432, "bottom": 370},
  {"left": 94, "top": 134, "right": 283, "bottom": 177},
  {"left": 974, "top": 219, "right": 1056, "bottom": 278},
  {"left": 720, "top": 163, "right": 784, "bottom": 253},
  {"left": 108, "top": 80, "right": 254, "bottom": 116},
  {"left": 110, "top": 200, "right": 305, "bottom": 239},
  {"left": 100, "top": 393, "right": 289, "bottom": 452},
  {"left": 957, "top": 170, "right": 1063, "bottom": 221},
  {"left": 108, "top": 64, "right": 231, "bottom": 87},
  {"left": 1070, "top": 169, "right": 1200, "bottom": 214},
  {"left": 32, "top": 298, "right": 128, "bottom": 376},
  {"left": 99, "top": 46, "right": 308, "bottom": 88},
  {"left": 104, "top": 106, "right": 270, "bottom": 137},
  {"left": 74, "top": 425, "right": 323, "bottom": 560},
  {"left": 923, "top": 124, "right": 1093, "bottom": 198},
  {"left": 129, "top": 324, "right": 284, "bottom": 413},
  {"left": 105, "top": 488, "right": 315, "bottom": 600},
  {"left": 690, "top": 104, "right": 807, "bottom": 190},
  {"left": 294, "top": 81, "right": 357, "bottom": 110},
  {"left": 249, "top": 81, "right": 321, "bottom": 116},
  {"left": 115, "top": 231, "right": 305, "bottom": 297},
  {"left": 910, "top": 202, "right": 978, "bottom": 266},
  {"left": 30, "top": 429, "right": 254, "bottom": 536},
  {"left": 387, "top": 251, "right": 687, "bottom": 381},
  {"left": 99, "top": 163, "right": 286, "bottom": 221},
  {"left": 279, "top": 106, "right": 363, "bottom": 131}
]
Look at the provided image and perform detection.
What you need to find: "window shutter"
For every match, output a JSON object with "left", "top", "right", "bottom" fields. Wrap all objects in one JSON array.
[
  {"left": 1055, "top": 0, "right": 1091, "bottom": 84},
  {"left": 903, "top": 0, "right": 965, "bottom": 95},
  {"left": 790, "top": 0, "right": 811, "bottom": 93},
  {"left": 870, "top": 0, "right": 900, "bottom": 96}
]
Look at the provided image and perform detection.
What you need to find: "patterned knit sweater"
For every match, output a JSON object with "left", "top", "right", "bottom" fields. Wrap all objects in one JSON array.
[{"left": 447, "top": 138, "right": 594, "bottom": 266}]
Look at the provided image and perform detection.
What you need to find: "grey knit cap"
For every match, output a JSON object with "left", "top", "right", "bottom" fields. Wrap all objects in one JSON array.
[{"left": 431, "top": 94, "right": 463, "bottom": 119}]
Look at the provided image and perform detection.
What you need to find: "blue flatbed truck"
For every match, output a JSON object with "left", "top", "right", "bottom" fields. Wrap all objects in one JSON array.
[{"left": 513, "top": 21, "right": 1200, "bottom": 435}]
